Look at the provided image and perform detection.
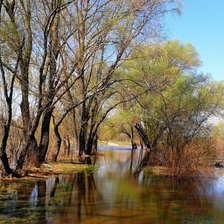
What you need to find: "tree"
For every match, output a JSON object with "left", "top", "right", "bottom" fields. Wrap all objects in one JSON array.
[
  {"left": 0, "top": 0, "right": 181, "bottom": 174},
  {"left": 0, "top": 0, "right": 78, "bottom": 170},
  {"left": 0, "top": 0, "right": 21, "bottom": 176},
  {"left": 116, "top": 41, "right": 224, "bottom": 174},
  {"left": 51, "top": 0, "right": 182, "bottom": 158}
]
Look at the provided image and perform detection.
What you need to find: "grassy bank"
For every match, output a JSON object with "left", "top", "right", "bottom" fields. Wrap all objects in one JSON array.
[{"left": 0, "top": 162, "right": 94, "bottom": 180}]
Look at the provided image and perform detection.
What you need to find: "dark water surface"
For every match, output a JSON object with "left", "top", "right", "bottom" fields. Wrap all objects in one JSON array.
[{"left": 1, "top": 149, "right": 224, "bottom": 223}]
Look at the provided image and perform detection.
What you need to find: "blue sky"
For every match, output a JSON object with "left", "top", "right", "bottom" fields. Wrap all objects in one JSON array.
[{"left": 166, "top": 0, "right": 224, "bottom": 81}]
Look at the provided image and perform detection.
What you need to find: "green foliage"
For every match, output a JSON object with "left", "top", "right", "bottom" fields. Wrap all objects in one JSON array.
[
  {"left": 102, "top": 41, "right": 224, "bottom": 150},
  {"left": 103, "top": 40, "right": 224, "bottom": 174},
  {"left": 213, "top": 122, "right": 224, "bottom": 139},
  {"left": 123, "top": 41, "right": 223, "bottom": 143}
]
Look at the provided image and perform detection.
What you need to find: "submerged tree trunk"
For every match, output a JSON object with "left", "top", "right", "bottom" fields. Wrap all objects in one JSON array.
[
  {"left": 134, "top": 149, "right": 151, "bottom": 176},
  {"left": 129, "top": 126, "right": 134, "bottom": 172},
  {"left": 134, "top": 123, "right": 152, "bottom": 175},
  {"left": 134, "top": 123, "right": 164, "bottom": 175}
]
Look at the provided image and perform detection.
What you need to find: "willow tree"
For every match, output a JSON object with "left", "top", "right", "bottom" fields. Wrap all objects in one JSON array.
[{"left": 118, "top": 41, "right": 224, "bottom": 173}]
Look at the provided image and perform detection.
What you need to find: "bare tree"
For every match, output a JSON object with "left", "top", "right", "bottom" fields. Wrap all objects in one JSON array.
[
  {"left": 51, "top": 0, "right": 181, "bottom": 158},
  {"left": 0, "top": 0, "right": 181, "bottom": 173},
  {"left": 0, "top": 0, "right": 21, "bottom": 176}
]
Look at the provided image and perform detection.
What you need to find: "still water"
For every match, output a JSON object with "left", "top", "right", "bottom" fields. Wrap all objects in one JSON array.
[{"left": 1, "top": 149, "right": 224, "bottom": 223}]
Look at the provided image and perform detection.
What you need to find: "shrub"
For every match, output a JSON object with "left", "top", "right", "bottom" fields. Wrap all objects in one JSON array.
[{"left": 151, "top": 138, "right": 216, "bottom": 177}]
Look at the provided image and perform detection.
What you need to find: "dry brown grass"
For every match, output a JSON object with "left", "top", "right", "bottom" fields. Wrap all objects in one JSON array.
[
  {"left": 149, "top": 138, "right": 216, "bottom": 177},
  {"left": 144, "top": 166, "right": 214, "bottom": 178}
]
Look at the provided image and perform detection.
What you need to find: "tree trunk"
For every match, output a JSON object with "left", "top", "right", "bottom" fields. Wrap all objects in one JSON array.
[
  {"left": 134, "top": 150, "right": 151, "bottom": 176},
  {"left": 16, "top": 135, "right": 38, "bottom": 170},
  {"left": 130, "top": 126, "right": 134, "bottom": 172},
  {"left": 79, "top": 103, "right": 89, "bottom": 156},
  {"left": 86, "top": 129, "right": 98, "bottom": 155},
  {"left": 0, "top": 105, "right": 18, "bottom": 176},
  {"left": 66, "top": 88, "right": 79, "bottom": 152},
  {"left": 0, "top": 47, "right": 18, "bottom": 176},
  {"left": 79, "top": 125, "right": 87, "bottom": 156},
  {"left": 0, "top": 125, "right": 17, "bottom": 176},
  {"left": 94, "top": 135, "right": 98, "bottom": 152},
  {"left": 0, "top": 151, "right": 17, "bottom": 177},
  {"left": 37, "top": 108, "right": 53, "bottom": 164},
  {"left": 135, "top": 123, "right": 151, "bottom": 149},
  {"left": 72, "top": 109, "right": 79, "bottom": 152},
  {"left": 20, "top": 87, "right": 31, "bottom": 135},
  {"left": 86, "top": 135, "right": 94, "bottom": 155},
  {"left": 52, "top": 124, "right": 62, "bottom": 162},
  {"left": 66, "top": 135, "right": 71, "bottom": 156}
]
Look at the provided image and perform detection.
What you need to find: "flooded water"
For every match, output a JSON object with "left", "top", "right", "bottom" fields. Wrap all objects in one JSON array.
[{"left": 1, "top": 149, "right": 224, "bottom": 223}]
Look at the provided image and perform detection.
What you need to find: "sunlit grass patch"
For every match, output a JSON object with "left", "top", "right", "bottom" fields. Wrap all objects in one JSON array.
[
  {"left": 0, "top": 162, "right": 96, "bottom": 180},
  {"left": 49, "top": 162, "right": 95, "bottom": 174}
]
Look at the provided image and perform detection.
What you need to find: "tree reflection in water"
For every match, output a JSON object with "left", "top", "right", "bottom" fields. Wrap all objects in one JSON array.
[
  {"left": 43, "top": 173, "right": 102, "bottom": 223},
  {"left": 0, "top": 180, "right": 47, "bottom": 223},
  {"left": 0, "top": 150, "right": 224, "bottom": 223}
]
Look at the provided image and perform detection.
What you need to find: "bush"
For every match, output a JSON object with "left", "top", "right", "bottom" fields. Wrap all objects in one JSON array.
[{"left": 150, "top": 138, "right": 216, "bottom": 177}]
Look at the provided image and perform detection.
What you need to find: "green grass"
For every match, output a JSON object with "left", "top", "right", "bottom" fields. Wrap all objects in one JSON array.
[{"left": 49, "top": 162, "right": 95, "bottom": 174}]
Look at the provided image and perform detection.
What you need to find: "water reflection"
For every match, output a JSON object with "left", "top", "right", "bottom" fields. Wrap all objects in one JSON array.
[
  {"left": 29, "top": 183, "right": 38, "bottom": 208},
  {"left": 0, "top": 150, "right": 224, "bottom": 223}
]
